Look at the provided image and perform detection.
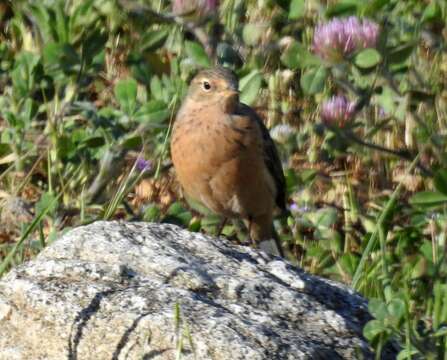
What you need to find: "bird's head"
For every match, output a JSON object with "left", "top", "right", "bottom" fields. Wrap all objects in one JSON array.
[{"left": 186, "top": 67, "right": 240, "bottom": 113}]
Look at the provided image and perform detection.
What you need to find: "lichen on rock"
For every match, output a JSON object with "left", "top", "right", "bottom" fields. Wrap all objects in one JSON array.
[{"left": 0, "top": 221, "right": 396, "bottom": 359}]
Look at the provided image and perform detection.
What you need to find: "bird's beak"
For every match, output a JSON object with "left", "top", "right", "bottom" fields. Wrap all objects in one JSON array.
[
  {"left": 223, "top": 89, "right": 240, "bottom": 104},
  {"left": 223, "top": 89, "right": 239, "bottom": 98}
]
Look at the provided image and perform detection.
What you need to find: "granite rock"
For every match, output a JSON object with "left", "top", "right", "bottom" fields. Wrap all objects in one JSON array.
[{"left": 0, "top": 221, "right": 396, "bottom": 359}]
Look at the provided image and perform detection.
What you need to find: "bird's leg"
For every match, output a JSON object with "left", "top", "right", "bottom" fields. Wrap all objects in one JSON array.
[
  {"left": 215, "top": 217, "right": 228, "bottom": 237},
  {"left": 247, "top": 216, "right": 257, "bottom": 248},
  {"left": 246, "top": 214, "right": 284, "bottom": 257}
]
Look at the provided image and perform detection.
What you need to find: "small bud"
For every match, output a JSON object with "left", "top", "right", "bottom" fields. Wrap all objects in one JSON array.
[{"left": 321, "top": 96, "right": 356, "bottom": 127}]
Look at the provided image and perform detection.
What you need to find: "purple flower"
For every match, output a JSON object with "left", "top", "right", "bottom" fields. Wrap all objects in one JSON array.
[
  {"left": 136, "top": 157, "right": 152, "bottom": 172},
  {"left": 360, "top": 19, "right": 380, "bottom": 48},
  {"left": 321, "top": 96, "right": 356, "bottom": 127},
  {"left": 173, "top": 0, "right": 219, "bottom": 18},
  {"left": 290, "top": 203, "right": 311, "bottom": 214},
  {"left": 377, "top": 106, "right": 387, "bottom": 118},
  {"left": 313, "top": 16, "right": 379, "bottom": 62}
]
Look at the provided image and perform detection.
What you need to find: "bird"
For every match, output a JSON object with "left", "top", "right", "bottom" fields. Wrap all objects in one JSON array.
[{"left": 170, "top": 66, "right": 286, "bottom": 257}]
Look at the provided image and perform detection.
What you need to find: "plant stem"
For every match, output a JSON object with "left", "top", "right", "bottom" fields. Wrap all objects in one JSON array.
[
  {"left": 352, "top": 153, "right": 421, "bottom": 290},
  {"left": 340, "top": 129, "right": 433, "bottom": 176},
  {"left": 118, "top": 0, "right": 216, "bottom": 58}
]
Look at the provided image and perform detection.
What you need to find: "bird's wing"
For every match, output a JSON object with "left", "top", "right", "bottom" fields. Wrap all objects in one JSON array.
[{"left": 237, "top": 104, "right": 287, "bottom": 211}]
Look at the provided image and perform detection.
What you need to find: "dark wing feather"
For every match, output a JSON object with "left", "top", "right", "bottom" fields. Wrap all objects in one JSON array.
[{"left": 238, "top": 104, "right": 287, "bottom": 211}]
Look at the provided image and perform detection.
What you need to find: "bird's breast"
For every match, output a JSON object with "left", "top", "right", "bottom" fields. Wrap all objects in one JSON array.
[
  {"left": 172, "top": 119, "right": 245, "bottom": 175},
  {"left": 174, "top": 114, "right": 244, "bottom": 182}
]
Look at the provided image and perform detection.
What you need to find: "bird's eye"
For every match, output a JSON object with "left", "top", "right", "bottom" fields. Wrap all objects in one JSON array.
[{"left": 202, "top": 81, "right": 211, "bottom": 91}]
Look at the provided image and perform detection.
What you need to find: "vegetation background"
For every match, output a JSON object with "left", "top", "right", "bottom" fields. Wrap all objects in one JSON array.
[{"left": 0, "top": 0, "right": 446, "bottom": 358}]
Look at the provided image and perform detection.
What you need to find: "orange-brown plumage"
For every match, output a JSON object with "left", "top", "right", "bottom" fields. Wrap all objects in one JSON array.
[{"left": 171, "top": 67, "right": 286, "bottom": 256}]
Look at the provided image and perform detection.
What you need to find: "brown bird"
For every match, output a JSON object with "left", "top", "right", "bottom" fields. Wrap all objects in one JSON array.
[{"left": 170, "top": 67, "right": 286, "bottom": 256}]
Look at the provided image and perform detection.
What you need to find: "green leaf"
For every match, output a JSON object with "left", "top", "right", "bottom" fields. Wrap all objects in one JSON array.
[
  {"left": 329, "top": 231, "right": 342, "bottom": 252},
  {"left": 143, "top": 204, "right": 161, "bottom": 222},
  {"left": 70, "top": 0, "right": 94, "bottom": 31},
  {"left": 421, "top": 2, "right": 442, "bottom": 24},
  {"left": 409, "top": 191, "right": 447, "bottom": 207},
  {"left": 325, "top": 0, "right": 358, "bottom": 17},
  {"left": 306, "top": 244, "right": 329, "bottom": 259},
  {"left": 397, "top": 349, "right": 419, "bottom": 360},
  {"left": 82, "top": 29, "right": 107, "bottom": 65},
  {"left": 281, "top": 43, "right": 301, "bottom": 69},
  {"left": 140, "top": 29, "right": 169, "bottom": 52},
  {"left": 54, "top": 2, "right": 69, "bottom": 43},
  {"left": 280, "top": 41, "right": 322, "bottom": 69},
  {"left": 166, "top": 202, "right": 193, "bottom": 226},
  {"left": 307, "top": 207, "right": 338, "bottom": 229},
  {"left": 188, "top": 217, "right": 202, "bottom": 232},
  {"left": 22, "top": 98, "right": 38, "bottom": 124},
  {"left": 434, "top": 327, "right": 447, "bottom": 337},
  {"left": 285, "top": 169, "right": 300, "bottom": 192},
  {"left": 81, "top": 136, "right": 105, "bottom": 148},
  {"left": 12, "top": 51, "right": 40, "bottom": 97},
  {"left": 363, "top": 319, "right": 387, "bottom": 341},
  {"left": 57, "top": 135, "right": 75, "bottom": 159},
  {"left": 114, "top": 78, "right": 138, "bottom": 115},
  {"left": 411, "top": 257, "right": 428, "bottom": 279},
  {"left": 289, "top": 0, "right": 305, "bottom": 19},
  {"left": 150, "top": 76, "right": 164, "bottom": 101},
  {"left": 134, "top": 100, "right": 170, "bottom": 125},
  {"left": 434, "top": 169, "right": 447, "bottom": 195},
  {"left": 376, "top": 86, "right": 396, "bottom": 115},
  {"left": 200, "top": 214, "right": 222, "bottom": 229},
  {"left": 130, "top": 56, "right": 152, "bottom": 86},
  {"left": 35, "top": 192, "right": 58, "bottom": 216},
  {"left": 419, "top": 241, "right": 434, "bottom": 262},
  {"left": 388, "top": 43, "right": 415, "bottom": 65},
  {"left": 300, "top": 66, "right": 327, "bottom": 95},
  {"left": 3, "top": 112, "right": 19, "bottom": 129},
  {"left": 43, "top": 42, "right": 79, "bottom": 77},
  {"left": 355, "top": 48, "right": 382, "bottom": 68},
  {"left": 28, "top": 4, "right": 53, "bottom": 43},
  {"left": 362, "top": 0, "right": 390, "bottom": 16},
  {"left": 300, "top": 169, "right": 317, "bottom": 184},
  {"left": 242, "top": 23, "right": 266, "bottom": 46},
  {"left": 368, "top": 298, "right": 388, "bottom": 321},
  {"left": 387, "top": 298, "right": 406, "bottom": 322},
  {"left": 184, "top": 195, "right": 214, "bottom": 216},
  {"left": 240, "top": 70, "right": 263, "bottom": 105},
  {"left": 0, "top": 143, "right": 11, "bottom": 157},
  {"left": 185, "top": 41, "right": 211, "bottom": 67},
  {"left": 120, "top": 135, "right": 142, "bottom": 149},
  {"left": 338, "top": 253, "right": 360, "bottom": 276}
]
